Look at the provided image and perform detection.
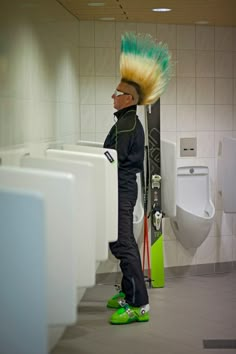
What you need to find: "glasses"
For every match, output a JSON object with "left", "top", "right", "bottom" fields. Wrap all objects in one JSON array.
[{"left": 113, "top": 89, "right": 130, "bottom": 97}]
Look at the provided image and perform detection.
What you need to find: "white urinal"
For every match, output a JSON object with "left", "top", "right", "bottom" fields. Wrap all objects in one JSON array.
[
  {"left": 77, "top": 141, "right": 144, "bottom": 236},
  {"left": 133, "top": 172, "right": 144, "bottom": 242},
  {"left": 21, "top": 155, "right": 97, "bottom": 288},
  {"left": 0, "top": 188, "right": 47, "bottom": 354},
  {"left": 170, "top": 166, "right": 215, "bottom": 249},
  {"left": 47, "top": 148, "right": 118, "bottom": 261},
  {"left": 0, "top": 166, "right": 78, "bottom": 325},
  {"left": 63, "top": 144, "right": 118, "bottom": 244}
]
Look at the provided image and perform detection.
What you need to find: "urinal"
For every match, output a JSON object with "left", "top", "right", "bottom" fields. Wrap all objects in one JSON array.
[
  {"left": 77, "top": 140, "right": 143, "bottom": 234},
  {"left": 170, "top": 166, "right": 215, "bottom": 249},
  {"left": 0, "top": 188, "right": 47, "bottom": 354},
  {"left": 21, "top": 155, "right": 97, "bottom": 288},
  {"left": 63, "top": 144, "right": 118, "bottom": 244},
  {"left": 0, "top": 166, "right": 79, "bottom": 325},
  {"left": 47, "top": 148, "right": 118, "bottom": 261}
]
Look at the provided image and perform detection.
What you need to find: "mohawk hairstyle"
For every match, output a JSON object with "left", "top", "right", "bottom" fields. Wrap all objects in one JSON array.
[{"left": 120, "top": 32, "right": 172, "bottom": 105}]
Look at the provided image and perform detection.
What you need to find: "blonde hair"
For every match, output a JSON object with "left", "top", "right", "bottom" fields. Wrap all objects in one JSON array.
[{"left": 120, "top": 32, "right": 172, "bottom": 105}]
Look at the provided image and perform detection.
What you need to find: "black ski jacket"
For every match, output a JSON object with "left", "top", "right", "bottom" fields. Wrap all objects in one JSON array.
[{"left": 104, "top": 105, "right": 144, "bottom": 196}]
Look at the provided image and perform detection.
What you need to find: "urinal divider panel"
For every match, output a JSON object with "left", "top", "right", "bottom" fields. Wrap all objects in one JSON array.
[{"left": 146, "top": 100, "right": 164, "bottom": 288}]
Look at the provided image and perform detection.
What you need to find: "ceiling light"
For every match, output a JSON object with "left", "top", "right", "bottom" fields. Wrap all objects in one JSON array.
[
  {"left": 195, "top": 20, "right": 209, "bottom": 25},
  {"left": 152, "top": 8, "right": 172, "bottom": 12},
  {"left": 99, "top": 17, "right": 115, "bottom": 21},
  {"left": 88, "top": 2, "right": 105, "bottom": 6}
]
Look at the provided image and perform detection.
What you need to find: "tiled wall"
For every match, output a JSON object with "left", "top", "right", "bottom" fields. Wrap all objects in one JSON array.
[
  {"left": 78, "top": 21, "right": 236, "bottom": 270},
  {"left": 0, "top": 2, "right": 80, "bottom": 149},
  {"left": 0, "top": 1, "right": 235, "bottom": 270}
]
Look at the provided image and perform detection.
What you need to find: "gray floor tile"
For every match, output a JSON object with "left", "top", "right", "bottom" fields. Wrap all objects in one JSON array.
[{"left": 51, "top": 271, "right": 236, "bottom": 354}]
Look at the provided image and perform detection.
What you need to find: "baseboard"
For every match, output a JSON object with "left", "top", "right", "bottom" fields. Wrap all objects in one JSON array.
[{"left": 96, "top": 261, "right": 235, "bottom": 285}]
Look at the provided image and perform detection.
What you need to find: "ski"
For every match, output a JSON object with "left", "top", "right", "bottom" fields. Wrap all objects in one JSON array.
[{"left": 146, "top": 100, "right": 164, "bottom": 288}]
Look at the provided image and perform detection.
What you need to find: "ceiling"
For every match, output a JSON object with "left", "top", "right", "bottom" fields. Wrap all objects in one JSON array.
[{"left": 56, "top": 0, "right": 236, "bottom": 26}]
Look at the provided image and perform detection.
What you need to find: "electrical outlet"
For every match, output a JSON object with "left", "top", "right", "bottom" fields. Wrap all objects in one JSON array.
[{"left": 180, "top": 137, "right": 197, "bottom": 157}]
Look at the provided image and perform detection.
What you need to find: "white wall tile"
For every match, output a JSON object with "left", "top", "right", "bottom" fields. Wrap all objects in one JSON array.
[
  {"left": 56, "top": 102, "right": 79, "bottom": 139},
  {"left": 79, "top": 77, "right": 96, "bottom": 105},
  {"left": 214, "top": 131, "right": 233, "bottom": 158},
  {"left": 161, "top": 131, "right": 177, "bottom": 144},
  {"left": 196, "top": 105, "right": 215, "bottom": 131},
  {"left": 79, "top": 21, "right": 95, "bottom": 47},
  {"left": 95, "top": 48, "right": 116, "bottom": 76},
  {"left": 233, "top": 28, "right": 236, "bottom": 51},
  {"left": 196, "top": 51, "right": 214, "bottom": 77},
  {"left": 170, "top": 50, "right": 177, "bottom": 77},
  {"left": 163, "top": 218, "right": 177, "bottom": 241},
  {"left": 234, "top": 53, "right": 236, "bottom": 78},
  {"left": 177, "top": 105, "right": 196, "bottom": 131},
  {"left": 197, "top": 132, "right": 215, "bottom": 158},
  {"left": 196, "top": 25, "right": 214, "bottom": 50},
  {"left": 215, "top": 52, "right": 233, "bottom": 78},
  {"left": 157, "top": 24, "right": 177, "bottom": 50},
  {"left": 0, "top": 98, "right": 25, "bottom": 146},
  {"left": 136, "top": 23, "right": 157, "bottom": 38},
  {"left": 215, "top": 78, "right": 233, "bottom": 104},
  {"left": 234, "top": 80, "right": 236, "bottom": 104},
  {"left": 95, "top": 132, "right": 108, "bottom": 143},
  {"left": 79, "top": 48, "right": 95, "bottom": 76},
  {"left": 80, "top": 132, "right": 96, "bottom": 142},
  {"left": 215, "top": 105, "right": 233, "bottom": 131},
  {"left": 164, "top": 240, "right": 177, "bottom": 267},
  {"left": 177, "top": 50, "right": 195, "bottom": 77},
  {"left": 232, "top": 232, "right": 236, "bottom": 259},
  {"left": 115, "top": 22, "right": 137, "bottom": 45},
  {"left": 95, "top": 77, "right": 117, "bottom": 104},
  {"left": 177, "top": 25, "right": 195, "bottom": 50},
  {"left": 216, "top": 236, "right": 233, "bottom": 262},
  {"left": 94, "top": 21, "right": 115, "bottom": 48},
  {"left": 196, "top": 78, "right": 214, "bottom": 104},
  {"left": 160, "top": 105, "right": 176, "bottom": 131},
  {"left": 234, "top": 106, "right": 236, "bottom": 130},
  {"left": 161, "top": 78, "right": 176, "bottom": 104},
  {"left": 95, "top": 105, "right": 114, "bottom": 133},
  {"left": 176, "top": 242, "right": 197, "bottom": 266},
  {"left": 215, "top": 27, "right": 233, "bottom": 51},
  {"left": 177, "top": 78, "right": 195, "bottom": 104},
  {"left": 196, "top": 236, "right": 218, "bottom": 264},
  {"left": 80, "top": 105, "right": 96, "bottom": 133}
]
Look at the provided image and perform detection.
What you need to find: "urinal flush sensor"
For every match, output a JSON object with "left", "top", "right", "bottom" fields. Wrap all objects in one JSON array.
[{"left": 180, "top": 137, "right": 197, "bottom": 157}]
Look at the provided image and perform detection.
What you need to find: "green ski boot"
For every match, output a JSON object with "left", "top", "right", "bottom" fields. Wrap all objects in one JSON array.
[
  {"left": 107, "top": 291, "right": 126, "bottom": 309},
  {"left": 109, "top": 304, "right": 150, "bottom": 325}
]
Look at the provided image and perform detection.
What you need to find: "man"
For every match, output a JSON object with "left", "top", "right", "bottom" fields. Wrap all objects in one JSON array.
[
  {"left": 103, "top": 32, "right": 171, "bottom": 325},
  {"left": 104, "top": 79, "right": 150, "bottom": 325}
]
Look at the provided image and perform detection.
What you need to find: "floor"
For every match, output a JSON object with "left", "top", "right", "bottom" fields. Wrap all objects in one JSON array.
[{"left": 51, "top": 272, "right": 236, "bottom": 354}]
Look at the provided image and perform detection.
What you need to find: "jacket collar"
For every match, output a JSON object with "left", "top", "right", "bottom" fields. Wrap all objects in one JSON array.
[{"left": 114, "top": 105, "right": 137, "bottom": 120}]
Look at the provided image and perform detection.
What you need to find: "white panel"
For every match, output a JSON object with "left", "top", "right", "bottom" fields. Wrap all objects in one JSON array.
[
  {"left": 0, "top": 188, "right": 47, "bottom": 354},
  {"left": 215, "top": 78, "right": 233, "bottom": 104},
  {"left": 177, "top": 105, "right": 196, "bottom": 131},
  {"left": 196, "top": 26, "right": 214, "bottom": 50},
  {"left": 177, "top": 78, "right": 195, "bottom": 104},
  {"left": 95, "top": 48, "right": 116, "bottom": 76},
  {"left": 196, "top": 78, "right": 214, "bottom": 104},
  {"left": 47, "top": 148, "right": 118, "bottom": 261},
  {"left": 0, "top": 166, "right": 78, "bottom": 325},
  {"left": 177, "top": 50, "right": 195, "bottom": 77},
  {"left": 161, "top": 139, "right": 176, "bottom": 218},
  {"left": 196, "top": 51, "right": 214, "bottom": 78},
  {"left": 63, "top": 144, "right": 118, "bottom": 243},
  {"left": 94, "top": 21, "right": 115, "bottom": 48},
  {"left": 21, "top": 156, "right": 96, "bottom": 288},
  {"left": 221, "top": 137, "right": 236, "bottom": 212},
  {"left": 177, "top": 25, "right": 195, "bottom": 50}
]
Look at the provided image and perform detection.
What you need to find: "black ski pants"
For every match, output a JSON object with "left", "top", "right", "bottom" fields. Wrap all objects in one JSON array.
[{"left": 109, "top": 189, "right": 149, "bottom": 307}]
